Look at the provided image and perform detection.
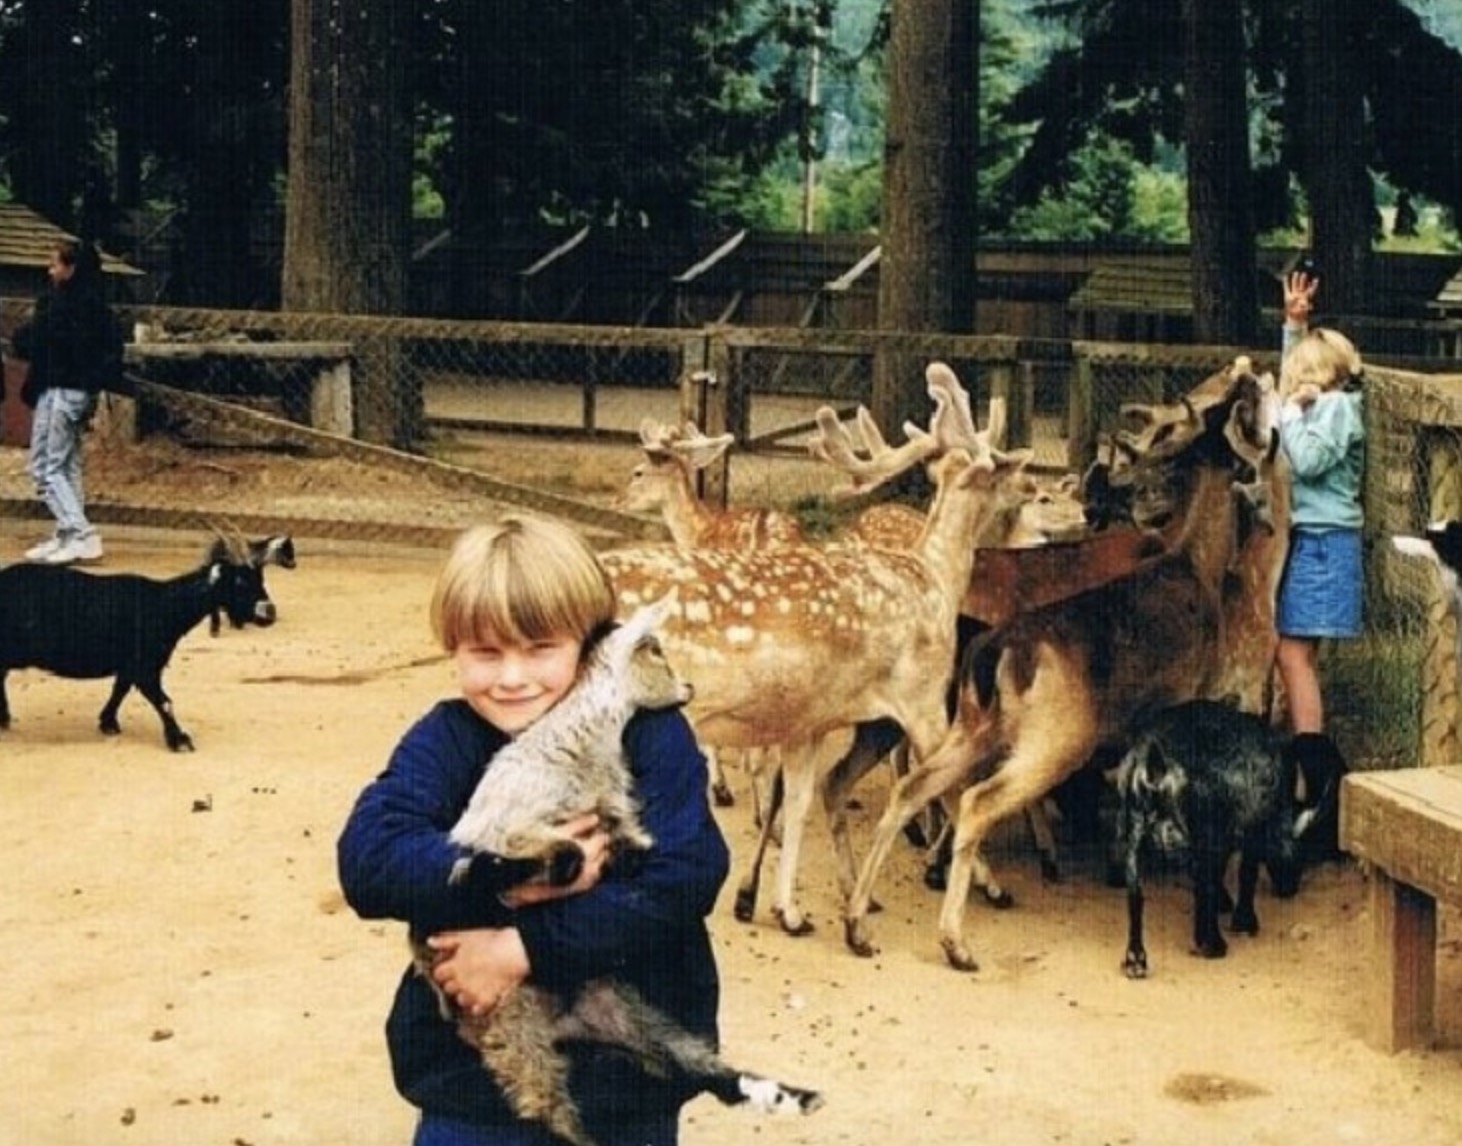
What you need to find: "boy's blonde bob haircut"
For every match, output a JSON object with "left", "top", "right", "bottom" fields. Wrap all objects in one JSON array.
[
  {"left": 1281, "top": 326, "right": 1363, "bottom": 397},
  {"left": 430, "top": 516, "right": 617, "bottom": 651}
]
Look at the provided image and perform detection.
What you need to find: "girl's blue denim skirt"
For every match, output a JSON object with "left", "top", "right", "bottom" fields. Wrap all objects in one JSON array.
[{"left": 1277, "top": 527, "right": 1363, "bottom": 639}]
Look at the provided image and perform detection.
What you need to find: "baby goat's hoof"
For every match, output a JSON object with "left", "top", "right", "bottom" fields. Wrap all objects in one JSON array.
[
  {"left": 738, "top": 1076, "right": 824, "bottom": 1116},
  {"left": 1122, "top": 950, "right": 1150, "bottom": 979},
  {"left": 1191, "top": 935, "right": 1229, "bottom": 960},
  {"left": 711, "top": 782, "right": 735, "bottom": 808},
  {"left": 545, "top": 842, "right": 584, "bottom": 887}
]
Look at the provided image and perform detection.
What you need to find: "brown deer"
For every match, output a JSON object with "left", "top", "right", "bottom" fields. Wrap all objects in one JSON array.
[
  {"left": 838, "top": 357, "right": 1285, "bottom": 970},
  {"left": 599, "top": 363, "right": 1033, "bottom": 934}
]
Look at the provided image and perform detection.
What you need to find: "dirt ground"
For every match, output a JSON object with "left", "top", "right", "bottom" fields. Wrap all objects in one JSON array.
[{"left": 3, "top": 489, "right": 1462, "bottom": 1143}]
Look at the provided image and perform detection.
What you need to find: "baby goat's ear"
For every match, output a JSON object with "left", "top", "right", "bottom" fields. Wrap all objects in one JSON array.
[{"left": 622, "top": 588, "right": 679, "bottom": 643}]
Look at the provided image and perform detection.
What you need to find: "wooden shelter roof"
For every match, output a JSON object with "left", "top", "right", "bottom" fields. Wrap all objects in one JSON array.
[
  {"left": 1067, "top": 251, "right": 1294, "bottom": 315},
  {"left": 0, "top": 202, "right": 142, "bottom": 276},
  {"left": 1431, "top": 265, "right": 1462, "bottom": 315}
]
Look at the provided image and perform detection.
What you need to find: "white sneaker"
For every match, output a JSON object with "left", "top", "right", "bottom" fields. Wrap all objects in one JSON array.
[
  {"left": 74, "top": 533, "right": 103, "bottom": 563},
  {"left": 24, "top": 537, "right": 61, "bottom": 561},
  {"left": 42, "top": 535, "right": 103, "bottom": 566}
]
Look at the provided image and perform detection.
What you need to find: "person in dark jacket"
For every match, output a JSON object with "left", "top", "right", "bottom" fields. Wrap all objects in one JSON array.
[
  {"left": 338, "top": 515, "right": 730, "bottom": 1146},
  {"left": 10, "top": 238, "right": 115, "bottom": 564}
]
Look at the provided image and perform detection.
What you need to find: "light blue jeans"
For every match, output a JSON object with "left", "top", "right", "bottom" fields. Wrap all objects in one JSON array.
[{"left": 28, "top": 386, "right": 97, "bottom": 541}]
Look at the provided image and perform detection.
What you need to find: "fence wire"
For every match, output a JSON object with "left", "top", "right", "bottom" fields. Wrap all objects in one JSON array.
[{"left": 0, "top": 298, "right": 1458, "bottom": 768}]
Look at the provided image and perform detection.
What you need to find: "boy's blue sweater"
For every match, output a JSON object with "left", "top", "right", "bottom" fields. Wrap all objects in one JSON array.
[{"left": 338, "top": 699, "right": 729, "bottom": 1128}]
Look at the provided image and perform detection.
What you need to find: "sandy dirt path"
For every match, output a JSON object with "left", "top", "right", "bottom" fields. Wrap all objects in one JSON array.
[{"left": 1, "top": 527, "right": 1460, "bottom": 1146}]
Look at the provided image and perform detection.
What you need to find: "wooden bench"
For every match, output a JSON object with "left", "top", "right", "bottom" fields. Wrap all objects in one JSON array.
[
  {"left": 1339, "top": 766, "right": 1462, "bottom": 1052},
  {"left": 125, "top": 340, "right": 354, "bottom": 436}
]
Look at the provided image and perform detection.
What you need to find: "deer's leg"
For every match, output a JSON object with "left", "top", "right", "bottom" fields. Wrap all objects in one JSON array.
[
  {"left": 937, "top": 728, "right": 1095, "bottom": 972},
  {"left": 705, "top": 746, "right": 735, "bottom": 808},
  {"left": 1025, "top": 799, "right": 1061, "bottom": 883},
  {"left": 770, "top": 737, "right": 821, "bottom": 935},
  {"left": 733, "top": 762, "right": 784, "bottom": 925},
  {"left": 748, "top": 745, "right": 780, "bottom": 834},
  {"left": 843, "top": 717, "right": 990, "bottom": 957},
  {"left": 823, "top": 719, "right": 903, "bottom": 906}
]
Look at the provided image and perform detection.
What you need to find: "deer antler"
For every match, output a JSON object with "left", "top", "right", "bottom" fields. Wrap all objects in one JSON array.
[
  {"left": 810, "top": 360, "right": 1023, "bottom": 496},
  {"left": 924, "top": 361, "right": 1012, "bottom": 461},
  {"left": 808, "top": 393, "right": 945, "bottom": 497},
  {"left": 638, "top": 417, "right": 676, "bottom": 453},
  {"left": 638, "top": 418, "right": 734, "bottom": 471},
  {"left": 924, "top": 362, "right": 984, "bottom": 445}
]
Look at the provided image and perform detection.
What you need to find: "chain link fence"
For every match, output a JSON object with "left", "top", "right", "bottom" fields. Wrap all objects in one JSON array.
[{"left": 0, "top": 297, "right": 1458, "bottom": 769}]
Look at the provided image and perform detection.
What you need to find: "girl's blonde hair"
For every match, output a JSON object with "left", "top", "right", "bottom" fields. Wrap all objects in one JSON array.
[
  {"left": 430, "top": 515, "right": 617, "bottom": 651},
  {"left": 1281, "top": 326, "right": 1363, "bottom": 397}
]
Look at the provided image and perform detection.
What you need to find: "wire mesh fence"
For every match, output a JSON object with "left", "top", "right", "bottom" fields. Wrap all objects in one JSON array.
[{"left": 0, "top": 296, "right": 1458, "bottom": 769}]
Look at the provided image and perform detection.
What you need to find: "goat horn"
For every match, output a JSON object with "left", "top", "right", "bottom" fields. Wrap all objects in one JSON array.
[
  {"left": 207, "top": 520, "right": 247, "bottom": 563},
  {"left": 670, "top": 425, "right": 735, "bottom": 469}
]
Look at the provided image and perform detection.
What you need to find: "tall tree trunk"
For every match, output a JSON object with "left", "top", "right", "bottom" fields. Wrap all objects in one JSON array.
[
  {"left": 1300, "top": 0, "right": 1374, "bottom": 317},
  {"left": 1183, "top": 0, "right": 1257, "bottom": 346},
  {"left": 12, "top": 2, "right": 88, "bottom": 228},
  {"left": 108, "top": 1, "right": 145, "bottom": 214},
  {"left": 873, "top": 0, "right": 977, "bottom": 444},
  {"left": 283, "top": 0, "right": 414, "bottom": 445}
]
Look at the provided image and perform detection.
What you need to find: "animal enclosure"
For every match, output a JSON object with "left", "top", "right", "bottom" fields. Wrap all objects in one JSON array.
[{"left": 0, "top": 298, "right": 1459, "bottom": 772}]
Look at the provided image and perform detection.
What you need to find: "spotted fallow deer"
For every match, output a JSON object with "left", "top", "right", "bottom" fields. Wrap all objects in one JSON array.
[
  {"left": 840, "top": 357, "right": 1284, "bottom": 969},
  {"left": 732, "top": 368, "right": 1098, "bottom": 933},
  {"left": 618, "top": 418, "right": 806, "bottom": 550},
  {"left": 617, "top": 418, "right": 804, "bottom": 810},
  {"left": 599, "top": 364, "right": 1033, "bottom": 934},
  {"left": 794, "top": 394, "right": 1091, "bottom": 896}
]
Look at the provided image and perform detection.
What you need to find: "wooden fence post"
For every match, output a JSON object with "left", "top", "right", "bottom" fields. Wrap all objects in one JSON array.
[
  {"left": 686, "top": 328, "right": 732, "bottom": 508},
  {"left": 1068, "top": 350, "right": 1096, "bottom": 474},
  {"left": 1422, "top": 430, "right": 1462, "bottom": 766}
]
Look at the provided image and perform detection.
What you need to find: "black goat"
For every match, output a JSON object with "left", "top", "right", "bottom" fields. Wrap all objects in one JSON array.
[
  {"left": 207, "top": 534, "right": 295, "bottom": 635},
  {"left": 0, "top": 534, "right": 293, "bottom": 750},
  {"left": 1116, "top": 699, "right": 1308, "bottom": 979}
]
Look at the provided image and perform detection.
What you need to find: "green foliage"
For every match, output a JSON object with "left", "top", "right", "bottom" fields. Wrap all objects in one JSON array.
[
  {"left": 1005, "top": 134, "right": 1142, "bottom": 241},
  {"left": 1, "top": 0, "right": 1459, "bottom": 300}
]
